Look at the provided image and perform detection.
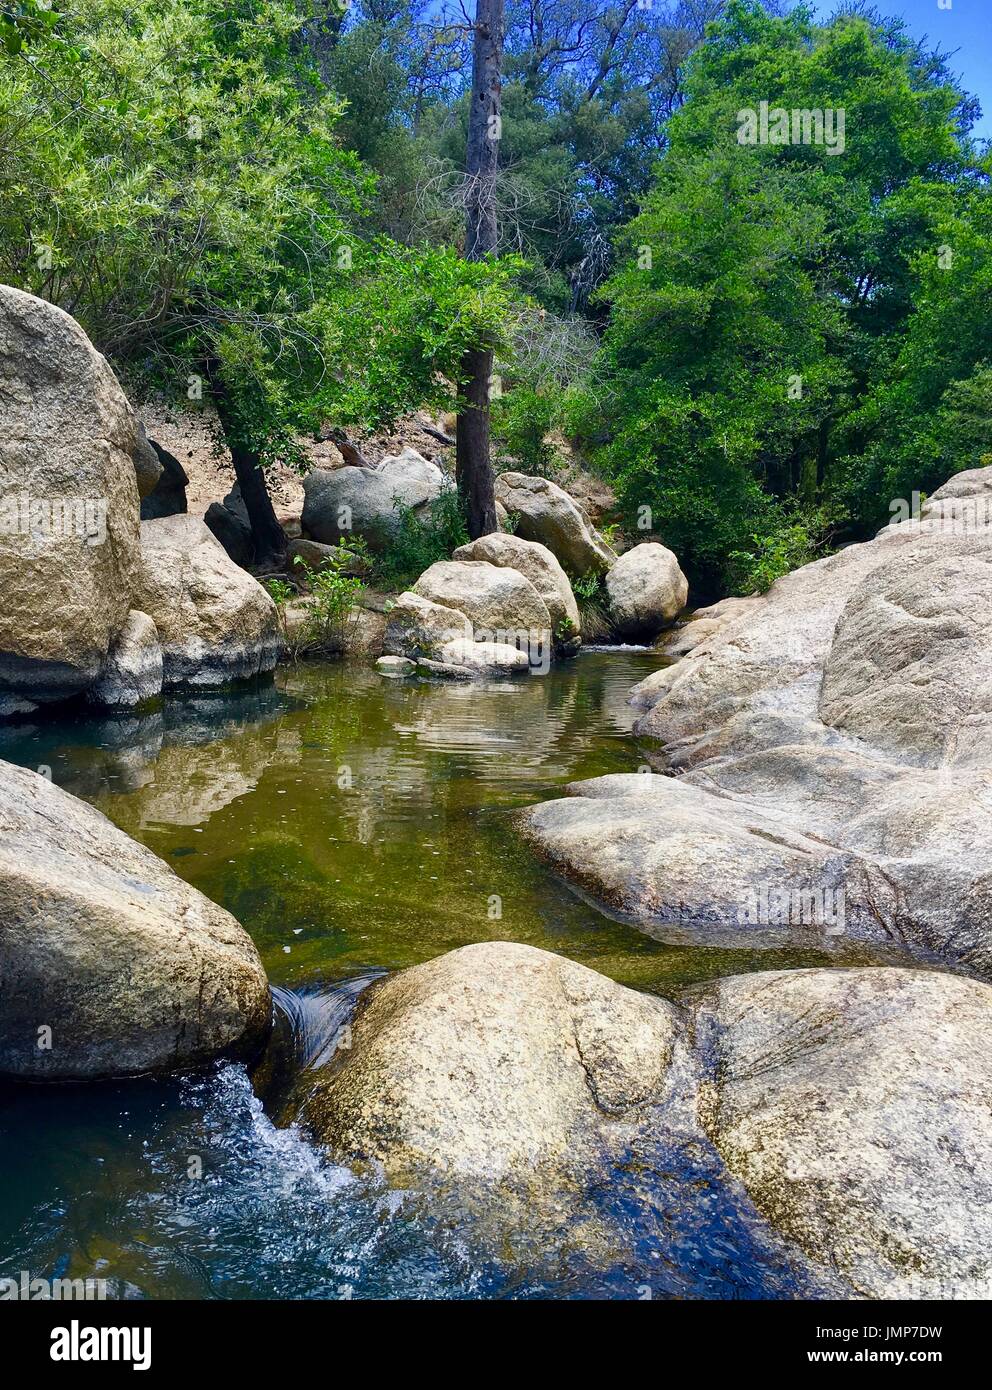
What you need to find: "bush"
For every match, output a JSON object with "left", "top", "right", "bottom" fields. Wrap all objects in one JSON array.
[{"left": 373, "top": 485, "right": 469, "bottom": 588}]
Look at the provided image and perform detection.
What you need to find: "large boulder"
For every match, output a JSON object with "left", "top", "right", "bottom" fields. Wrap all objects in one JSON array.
[
  {"left": 382, "top": 592, "right": 472, "bottom": 661},
  {"left": 135, "top": 515, "right": 282, "bottom": 687},
  {"left": 452, "top": 533, "right": 580, "bottom": 637},
  {"left": 605, "top": 542, "right": 688, "bottom": 639},
  {"left": 0, "top": 285, "right": 141, "bottom": 708},
  {"left": 85, "top": 609, "right": 163, "bottom": 708},
  {"left": 819, "top": 531, "right": 992, "bottom": 767},
  {"left": 290, "top": 940, "right": 992, "bottom": 1299},
  {"left": 518, "top": 772, "right": 894, "bottom": 939},
  {"left": 302, "top": 448, "right": 446, "bottom": 551},
  {"left": 518, "top": 469, "right": 992, "bottom": 981},
  {"left": 495, "top": 472, "right": 616, "bottom": 577},
  {"left": 293, "top": 941, "right": 681, "bottom": 1193},
  {"left": 413, "top": 560, "right": 552, "bottom": 643},
  {"left": 697, "top": 967, "right": 992, "bottom": 1300},
  {"left": 0, "top": 759, "right": 271, "bottom": 1080}
]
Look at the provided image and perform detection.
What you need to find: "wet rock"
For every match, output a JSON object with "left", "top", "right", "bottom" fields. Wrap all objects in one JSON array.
[
  {"left": 86, "top": 609, "right": 163, "bottom": 708},
  {"left": 295, "top": 941, "right": 682, "bottom": 1192}
]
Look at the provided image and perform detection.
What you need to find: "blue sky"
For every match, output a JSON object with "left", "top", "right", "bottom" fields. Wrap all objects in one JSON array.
[{"left": 810, "top": 1, "right": 992, "bottom": 139}]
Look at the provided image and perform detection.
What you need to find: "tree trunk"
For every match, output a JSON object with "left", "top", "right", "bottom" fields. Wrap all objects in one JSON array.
[
  {"left": 456, "top": 0, "right": 504, "bottom": 540},
  {"left": 205, "top": 362, "right": 287, "bottom": 570}
]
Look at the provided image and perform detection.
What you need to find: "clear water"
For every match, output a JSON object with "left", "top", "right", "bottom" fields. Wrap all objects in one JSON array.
[{"left": 0, "top": 653, "right": 896, "bottom": 1299}]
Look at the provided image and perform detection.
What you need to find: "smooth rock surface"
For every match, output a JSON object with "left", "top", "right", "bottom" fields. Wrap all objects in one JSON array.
[
  {"left": 295, "top": 941, "right": 682, "bottom": 1191},
  {"left": 86, "top": 609, "right": 163, "bottom": 708},
  {"left": 303, "top": 449, "right": 446, "bottom": 551},
  {"left": 452, "top": 533, "right": 580, "bottom": 636},
  {"left": 0, "top": 285, "right": 141, "bottom": 707},
  {"left": 0, "top": 759, "right": 271, "bottom": 1079},
  {"left": 382, "top": 591, "right": 473, "bottom": 660},
  {"left": 495, "top": 472, "right": 616, "bottom": 576},
  {"left": 605, "top": 542, "right": 688, "bottom": 639},
  {"left": 413, "top": 561, "right": 552, "bottom": 642},
  {"left": 135, "top": 516, "right": 282, "bottom": 687},
  {"left": 440, "top": 638, "right": 531, "bottom": 674}
]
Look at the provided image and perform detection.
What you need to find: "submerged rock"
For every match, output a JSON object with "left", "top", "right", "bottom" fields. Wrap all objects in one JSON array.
[
  {"left": 135, "top": 515, "right": 282, "bottom": 687},
  {"left": 0, "top": 759, "right": 271, "bottom": 1079},
  {"left": 0, "top": 285, "right": 141, "bottom": 709},
  {"left": 494, "top": 472, "right": 616, "bottom": 577}
]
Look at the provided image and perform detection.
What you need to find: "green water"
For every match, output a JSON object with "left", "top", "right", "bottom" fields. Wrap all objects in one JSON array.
[
  {"left": 0, "top": 652, "right": 900, "bottom": 1300},
  {"left": 0, "top": 651, "right": 884, "bottom": 996}
]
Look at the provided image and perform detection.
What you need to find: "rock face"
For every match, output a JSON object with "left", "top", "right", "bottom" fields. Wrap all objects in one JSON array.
[
  {"left": 520, "top": 469, "right": 992, "bottom": 980},
  {"left": 135, "top": 516, "right": 282, "bottom": 687},
  {"left": 697, "top": 967, "right": 992, "bottom": 1300},
  {"left": 292, "top": 940, "right": 992, "bottom": 1299},
  {"left": 818, "top": 532, "right": 992, "bottom": 767},
  {"left": 302, "top": 448, "right": 446, "bottom": 551},
  {"left": 140, "top": 438, "right": 189, "bottom": 520},
  {"left": 413, "top": 560, "right": 552, "bottom": 641},
  {"left": 453, "top": 533, "right": 580, "bottom": 636},
  {"left": 86, "top": 609, "right": 163, "bottom": 708},
  {"left": 605, "top": 542, "right": 688, "bottom": 639},
  {"left": 0, "top": 759, "right": 270, "bottom": 1080},
  {"left": 382, "top": 592, "right": 473, "bottom": 661},
  {"left": 0, "top": 285, "right": 141, "bottom": 707},
  {"left": 495, "top": 472, "right": 616, "bottom": 576},
  {"left": 295, "top": 941, "right": 682, "bottom": 1191}
]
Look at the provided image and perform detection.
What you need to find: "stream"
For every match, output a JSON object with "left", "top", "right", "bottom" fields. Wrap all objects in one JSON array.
[{"left": 0, "top": 651, "right": 903, "bottom": 1299}]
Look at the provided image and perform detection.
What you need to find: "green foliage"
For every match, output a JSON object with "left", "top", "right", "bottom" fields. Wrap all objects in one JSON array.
[
  {"left": 492, "top": 387, "right": 564, "bottom": 477},
  {"left": 291, "top": 553, "right": 364, "bottom": 655},
  {"left": 591, "top": 0, "right": 990, "bottom": 591},
  {"left": 0, "top": 0, "right": 514, "bottom": 465},
  {"left": 372, "top": 485, "right": 469, "bottom": 589}
]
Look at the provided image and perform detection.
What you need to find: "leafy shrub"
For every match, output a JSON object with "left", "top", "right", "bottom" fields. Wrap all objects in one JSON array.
[{"left": 288, "top": 554, "right": 364, "bottom": 656}]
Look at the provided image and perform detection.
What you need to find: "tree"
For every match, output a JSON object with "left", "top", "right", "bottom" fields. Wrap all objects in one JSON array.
[
  {"left": 589, "top": 0, "right": 986, "bottom": 590},
  {"left": 0, "top": 0, "right": 514, "bottom": 564},
  {"left": 456, "top": 0, "right": 505, "bottom": 538}
]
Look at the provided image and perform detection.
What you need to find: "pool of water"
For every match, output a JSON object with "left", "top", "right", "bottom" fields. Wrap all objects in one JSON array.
[{"left": 0, "top": 652, "right": 895, "bottom": 1299}]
